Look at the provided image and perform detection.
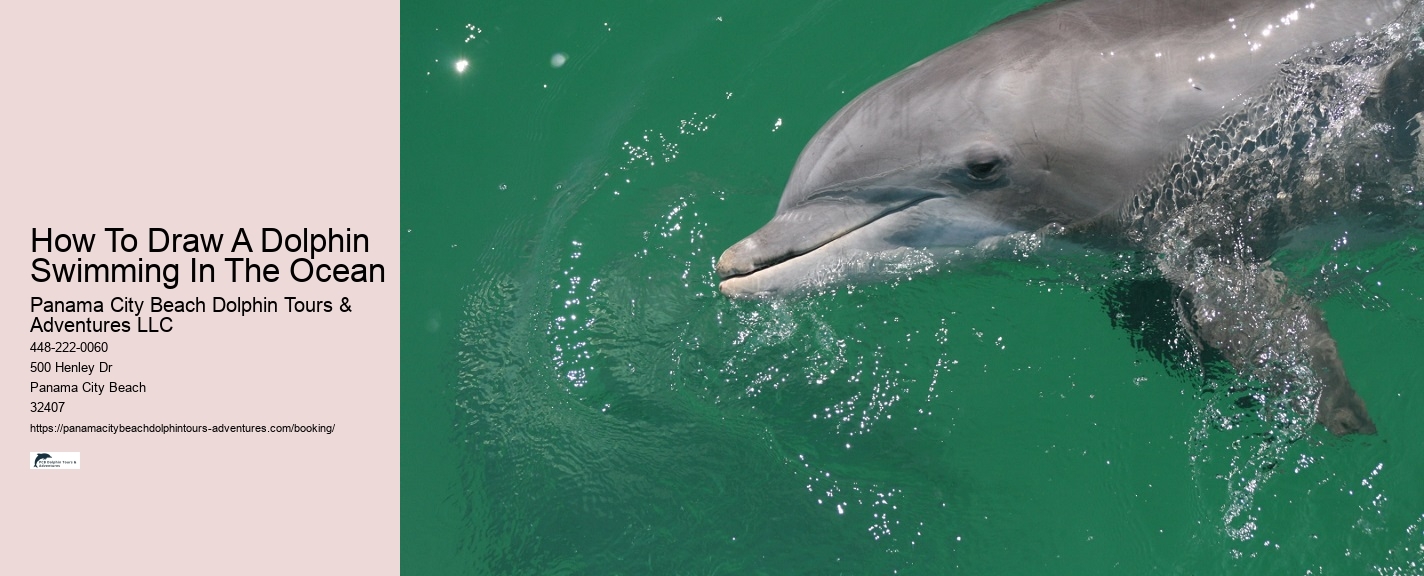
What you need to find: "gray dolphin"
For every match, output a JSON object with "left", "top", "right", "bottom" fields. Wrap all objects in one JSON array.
[{"left": 718, "top": 0, "right": 1424, "bottom": 434}]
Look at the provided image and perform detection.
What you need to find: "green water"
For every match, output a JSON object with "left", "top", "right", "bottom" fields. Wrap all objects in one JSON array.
[{"left": 402, "top": 1, "right": 1424, "bottom": 573}]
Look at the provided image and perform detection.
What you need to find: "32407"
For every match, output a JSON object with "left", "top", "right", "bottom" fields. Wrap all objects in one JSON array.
[{"left": 31, "top": 402, "right": 65, "bottom": 413}]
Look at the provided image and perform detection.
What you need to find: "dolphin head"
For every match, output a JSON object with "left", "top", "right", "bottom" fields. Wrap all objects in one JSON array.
[
  {"left": 714, "top": 2, "right": 1273, "bottom": 297},
  {"left": 717, "top": 29, "right": 1145, "bottom": 297}
]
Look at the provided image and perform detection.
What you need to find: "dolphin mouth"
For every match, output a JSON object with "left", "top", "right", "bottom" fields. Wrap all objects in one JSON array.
[{"left": 715, "top": 192, "right": 940, "bottom": 294}]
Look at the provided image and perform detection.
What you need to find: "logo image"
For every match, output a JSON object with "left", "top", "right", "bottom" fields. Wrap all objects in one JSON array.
[{"left": 30, "top": 451, "right": 80, "bottom": 469}]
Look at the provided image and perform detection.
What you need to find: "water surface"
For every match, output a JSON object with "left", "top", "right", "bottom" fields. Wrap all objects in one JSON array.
[{"left": 402, "top": 1, "right": 1424, "bottom": 573}]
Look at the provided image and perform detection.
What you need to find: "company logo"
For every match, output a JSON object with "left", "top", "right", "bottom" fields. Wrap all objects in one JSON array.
[{"left": 30, "top": 451, "right": 80, "bottom": 469}]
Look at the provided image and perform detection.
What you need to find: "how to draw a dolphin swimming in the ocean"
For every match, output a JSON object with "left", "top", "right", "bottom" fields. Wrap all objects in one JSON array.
[{"left": 718, "top": 0, "right": 1424, "bottom": 434}]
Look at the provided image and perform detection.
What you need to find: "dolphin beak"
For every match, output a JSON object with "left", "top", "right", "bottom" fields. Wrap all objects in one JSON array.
[
  {"left": 717, "top": 187, "right": 1023, "bottom": 297},
  {"left": 717, "top": 190, "right": 939, "bottom": 283}
]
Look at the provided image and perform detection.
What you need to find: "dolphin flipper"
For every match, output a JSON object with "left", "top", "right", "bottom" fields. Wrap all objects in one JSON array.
[
  {"left": 1364, "top": 50, "right": 1424, "bottom": 163},
  {"left": 1158, "top": 255, "right": 1374, "bottom": 435}
]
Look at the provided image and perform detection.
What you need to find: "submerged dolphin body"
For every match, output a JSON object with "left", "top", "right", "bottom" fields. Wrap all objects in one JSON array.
[{"left": 718, "top": 0, "right": 1424, "bottom": 434}]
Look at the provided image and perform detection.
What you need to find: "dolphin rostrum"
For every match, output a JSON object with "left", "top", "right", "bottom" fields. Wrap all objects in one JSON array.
[{"left": 718, "top": 0, "right": 1424, "bottom": 434}]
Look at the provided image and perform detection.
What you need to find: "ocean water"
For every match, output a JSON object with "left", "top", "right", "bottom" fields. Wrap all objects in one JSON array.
[{"left": 401, "top": 1, "right": 1424, "bottom": 573}]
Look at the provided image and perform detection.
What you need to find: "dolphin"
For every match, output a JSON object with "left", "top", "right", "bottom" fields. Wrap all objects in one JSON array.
[
  {"left": 34, "top": 453, "right": 51, "bottom": 467},
  {"left": 718, "top": 0, "right": 1424, "bottom": 434}
]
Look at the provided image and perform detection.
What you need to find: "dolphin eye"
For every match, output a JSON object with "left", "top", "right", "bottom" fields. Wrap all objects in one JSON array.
[
  {"left": 965, "top": 159, "right": 1002, "bottom": 181},
  {"left": 937, "top": 149, "right": 1010, "bottom": 188}
]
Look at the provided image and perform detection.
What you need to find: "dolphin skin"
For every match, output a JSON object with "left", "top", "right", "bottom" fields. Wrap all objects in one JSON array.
[{"left": 719, "top": 0, "right": 1424, "bottom": 434}]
